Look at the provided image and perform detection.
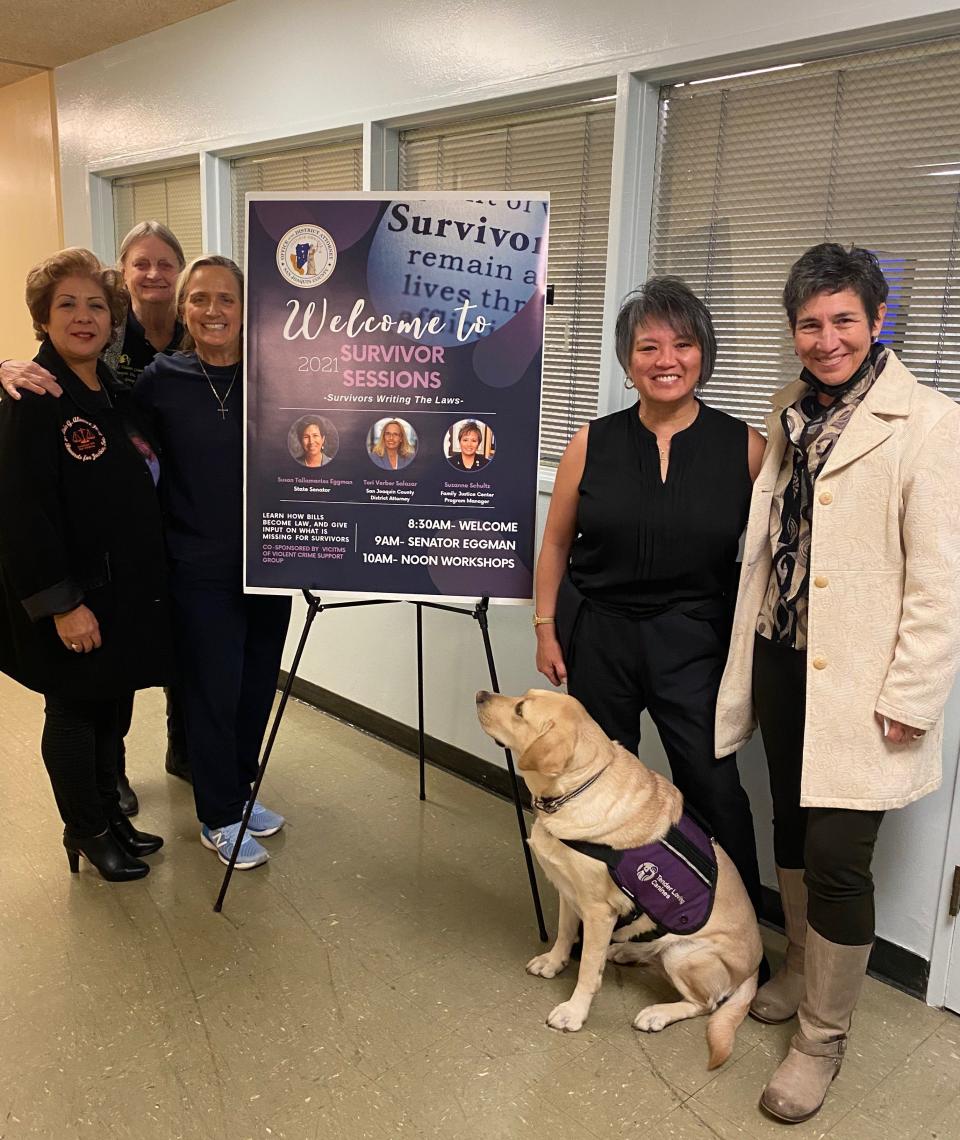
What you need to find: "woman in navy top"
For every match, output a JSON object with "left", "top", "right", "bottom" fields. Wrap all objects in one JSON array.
[
  {"left": 533, "top": 277, "right": 767, "bottom": 917},
  {"left": 134, "top": 256, "right": 291, "bottom": 872}
]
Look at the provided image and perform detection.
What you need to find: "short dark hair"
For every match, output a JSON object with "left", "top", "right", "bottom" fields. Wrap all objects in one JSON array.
[
  {"left": 297, "top": 416, "right": 326, "bottom": 439},
  {"left": 457, "top": 421, "right": 482, "bottom": 442},
  {"left": 614, "top": 276, "right": 717, "bottom": 385},
  {"left": 25, "top": 248, "right": 128, "bottom": 341},
  {"left": 782, "top": 244, "right": 889, "bottom": 330}
]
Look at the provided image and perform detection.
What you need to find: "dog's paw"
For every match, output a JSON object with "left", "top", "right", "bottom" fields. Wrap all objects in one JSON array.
[
  {"left": 526, "top": 953, "right": 567, "bottom": 978},
  {"left": 546, "top": 1001, "right": 585, "bottom": 1032},
  {"left": 633, "top": 1005, "right": 671, "bottom": 1033},
  {"left": 607, "top": 943, "right": 643, "bottom": 965}
]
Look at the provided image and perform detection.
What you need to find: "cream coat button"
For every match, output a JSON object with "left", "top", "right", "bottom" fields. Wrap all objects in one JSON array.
[
  {"left": 813, "top": 656, "right": 828, "bottom": 670},
  {"left": 819, "top": 491, "right": 833, "bottom": 505},
  {"left": 814, "top": 575, "right": 829, "bottom": 588}
]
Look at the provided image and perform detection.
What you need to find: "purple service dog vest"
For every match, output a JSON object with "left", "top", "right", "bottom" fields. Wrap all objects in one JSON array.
[{"left": 563, "top": 810, "right": 718, "bottom": 936}]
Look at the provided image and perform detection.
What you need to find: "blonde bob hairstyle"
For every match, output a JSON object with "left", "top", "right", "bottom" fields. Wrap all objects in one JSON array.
[
  {"left": 117, "top": 220, "right": 186, "bottom": 270},
  {"left": 25, "top": 248, "right": 128, "bottom": 342},
  {"left": 176, "top": 255, "right": 244, "bottom": 352},
  {"left": 371, "top": 419, "right": 414, "bottom": 459}
]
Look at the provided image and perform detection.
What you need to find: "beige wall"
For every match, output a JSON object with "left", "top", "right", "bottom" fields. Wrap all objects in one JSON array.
[{"left": 0, "top": 72, "right": 62, "bottom": 359}]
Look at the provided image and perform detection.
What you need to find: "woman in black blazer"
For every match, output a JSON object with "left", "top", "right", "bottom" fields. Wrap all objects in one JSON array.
[
  {"left": 0, "top": 248, "right": 172, "bottom": 880},
  {"left": 448, "top": 421, "right": 491, "bottom": 471}
]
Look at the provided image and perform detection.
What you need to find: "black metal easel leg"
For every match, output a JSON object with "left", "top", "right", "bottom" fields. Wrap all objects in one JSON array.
[
  {"left": 212, "top": 589, "right": 546, "bottom": 942},
  {"left": 213, "top": 592, "right": 322, "bottom": 912},
  {"left": 474, "top": 598, "right": 548, "bottom": 942},
  {"left": 416, "top": 603, "right": 426, "bottom": 801}
]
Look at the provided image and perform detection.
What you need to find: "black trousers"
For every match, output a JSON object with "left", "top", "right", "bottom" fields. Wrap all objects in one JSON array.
[
  {"left": 41, "top": 695, "right": 123, "bottom": 835},
  {"left": 170, "top": 562, "right": 291, "bottom": 829},
  {"left": 114, "top": 686, "right": 187, "bottom": 779},
  {"left": 564, "top": 601, "right": 764, "bottom": 917},
  {"left": 164, "top": 686, "right": 188, "bottom": 765},
  {"left": 115, "top": 691, "right": 134, "bottom": 780},
  {"left": 752, "top": 633, "right": 883, "bottom": 945}
]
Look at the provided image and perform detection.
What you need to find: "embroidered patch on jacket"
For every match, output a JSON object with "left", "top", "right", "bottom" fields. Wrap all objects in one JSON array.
[{"left": 62, "top": 417, "right": 107, "bottom": 461}]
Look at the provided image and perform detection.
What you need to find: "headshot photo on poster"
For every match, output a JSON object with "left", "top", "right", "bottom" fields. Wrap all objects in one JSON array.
[
  {"left": 289, "top": 414, "right": 339, "bottom": 468},
  {"left": 368, "top": 417, "right": 418, "bottom": 471},
  {"left": 445, "top": 419, "right": 495, "bottom": 473}
]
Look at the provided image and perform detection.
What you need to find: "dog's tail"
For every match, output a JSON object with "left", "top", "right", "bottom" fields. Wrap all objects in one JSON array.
[{"left": 705, "top": 971, "right": 758, "bottom": 1070}]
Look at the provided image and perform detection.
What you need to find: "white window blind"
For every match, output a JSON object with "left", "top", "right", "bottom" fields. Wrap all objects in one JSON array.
[
  {"left": 231, "top": 138, "right": 363, "bottom": 264},
  {"left": 400, "top": 99, "right": 616, "bottom": 464},
  {"left": 649, "top": 36, "right": 960, "bottom": 428},
  {"left": 112, "top": 166, "right": 203, "bottom": 263}
]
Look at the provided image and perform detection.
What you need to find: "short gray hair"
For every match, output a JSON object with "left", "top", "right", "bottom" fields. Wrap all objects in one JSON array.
[
  {"left": 782, "top": 244, "right": 888, "bottom": 331},
  {"left": 117, "top": 220, "right": 186, "bottom": 270},
  {"left": 614, "top": 276, "right": 717, "bottom": 385}
]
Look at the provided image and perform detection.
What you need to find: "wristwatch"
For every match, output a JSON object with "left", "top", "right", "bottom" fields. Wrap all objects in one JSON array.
[{"left": 532, "top": 614, "right": 555, "bottom": 628}]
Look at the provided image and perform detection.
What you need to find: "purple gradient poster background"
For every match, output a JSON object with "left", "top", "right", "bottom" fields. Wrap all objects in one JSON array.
[{"left": 244, "top": 192, "right": 549, "bottom": 602}]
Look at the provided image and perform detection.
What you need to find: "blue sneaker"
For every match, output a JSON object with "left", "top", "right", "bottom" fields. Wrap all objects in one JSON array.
[
  {"left": 246, "top": 801, "right": 285, "bottom": 837},
  {"left": 200, "top": 822, "right": 269, "bottom": 869}
]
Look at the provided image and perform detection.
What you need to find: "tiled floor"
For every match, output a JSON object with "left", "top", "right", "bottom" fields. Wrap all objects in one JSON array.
[{"left": 1, "top": 675, "right": 958, "bottom": 1139}]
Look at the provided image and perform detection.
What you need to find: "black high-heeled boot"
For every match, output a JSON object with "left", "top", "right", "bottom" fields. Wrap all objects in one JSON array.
[
  {"left": 117, "top": 772, "right": 139, "bottom": 816},
  {"left": 63, "top": 828, "right": 150, "bottom": 881},
  {"left": 106, "top": 812, "right": 164, "bottom": 858}
]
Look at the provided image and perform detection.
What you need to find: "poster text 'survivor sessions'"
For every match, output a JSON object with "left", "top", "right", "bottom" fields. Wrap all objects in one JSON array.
[{"left": 244, "top": 193, "right": 549, "bottom": 603}]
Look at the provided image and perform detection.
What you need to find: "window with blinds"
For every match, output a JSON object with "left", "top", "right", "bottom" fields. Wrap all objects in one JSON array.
[
  {"left": 649, "top": 37, "right": 960, "bottom": 428},
  {"left": 112, "top": 166, "right": 203, "bottom": 263},
  {"left": 231, "top": 138, "right": 363, "bottom": 264},
  {"left": 400, "top": 99, "right": 616, "bottom": 464}
]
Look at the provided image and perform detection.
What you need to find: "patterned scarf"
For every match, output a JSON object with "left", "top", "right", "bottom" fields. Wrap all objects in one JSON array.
[{"left": 757, "top": 342, "right": 888, "bottom": 649}]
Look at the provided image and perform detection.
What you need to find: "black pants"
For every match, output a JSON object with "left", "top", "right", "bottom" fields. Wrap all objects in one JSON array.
[
  {"left": 115, "top": 691, "right": 134, "bottom": 780},
  {"left": 164, "top": 685, "right": 188, "bottom": 765},
  {"left": 41, "top": 695, "right": 123, "bottom": 835},
  {"left": 114, "top": 686, "right": 187, "bottom": 779},
  {"left": 564, "top": 600, "right": 764, "bottom": 917},
  {"left": 752, "top": 634, "right": 883, "bottom": 945},
  {"left": 170, "top": 562, "right": 291, "bottom": 828}
]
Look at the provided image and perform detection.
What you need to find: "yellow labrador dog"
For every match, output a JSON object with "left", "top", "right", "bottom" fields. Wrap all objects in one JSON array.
[{"left": 476, "top": 688, "right": 761, "bottom": 1069}]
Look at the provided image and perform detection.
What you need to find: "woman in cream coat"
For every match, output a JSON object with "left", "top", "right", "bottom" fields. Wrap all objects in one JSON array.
[{"left": 715, "top": 243, "right": 960, "bottom": 1124}]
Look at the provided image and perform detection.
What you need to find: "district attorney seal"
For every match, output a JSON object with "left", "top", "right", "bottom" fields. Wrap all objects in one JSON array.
[{"left": 277, "top": 224, "right": 337, "bottom": 288}]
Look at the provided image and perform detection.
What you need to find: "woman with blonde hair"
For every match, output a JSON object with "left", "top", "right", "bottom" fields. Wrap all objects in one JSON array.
[
  {"left": 370, "top": 419, "right": 415, "bottom": 470},
  {"left": 0, "top": 248, "right": 169, "bottom": 880},
  {"left": 132, "top": 255, "right": 291, "bottom": 872}
]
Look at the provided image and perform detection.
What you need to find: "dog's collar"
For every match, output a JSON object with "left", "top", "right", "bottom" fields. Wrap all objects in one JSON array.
[{"left": 533, "top": 767, "right": 608, "bottom": 814}]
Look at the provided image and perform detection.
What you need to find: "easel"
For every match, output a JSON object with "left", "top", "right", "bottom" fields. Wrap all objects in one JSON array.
[{"left": 214, "top": 589, "right": 548, "bottom": 942}]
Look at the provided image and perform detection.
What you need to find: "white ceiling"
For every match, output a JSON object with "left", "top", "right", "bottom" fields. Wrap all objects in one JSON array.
[{"left": 0, "top": 0, "right": 237, "bottom": 89}]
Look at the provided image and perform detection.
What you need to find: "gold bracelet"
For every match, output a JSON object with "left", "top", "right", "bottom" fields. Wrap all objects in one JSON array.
[{"left": 532, "top": 614, "right": 555, "bottom": 628}]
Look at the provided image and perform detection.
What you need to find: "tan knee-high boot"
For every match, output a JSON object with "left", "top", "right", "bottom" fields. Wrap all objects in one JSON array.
[
  {"left": 751, "top": 866, "right": 807, "bottom": 1023},
  {"left": 759, "top": 926, "right": 872, "bottom": 1123}
]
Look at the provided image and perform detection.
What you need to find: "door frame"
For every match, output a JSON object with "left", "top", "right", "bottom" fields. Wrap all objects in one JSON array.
[{"left": 927, "top": 730, "right": 960, "bottom": 1012}]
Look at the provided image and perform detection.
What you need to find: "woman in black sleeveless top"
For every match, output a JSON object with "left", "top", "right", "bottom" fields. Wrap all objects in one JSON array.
[{"left": 534, "top": 276, "right": 767, "bottom": 915}]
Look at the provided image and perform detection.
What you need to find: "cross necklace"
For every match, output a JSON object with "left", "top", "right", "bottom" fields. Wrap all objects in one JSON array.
[{"left": 198, "top": 356, "right": 239, "bottom": 420}]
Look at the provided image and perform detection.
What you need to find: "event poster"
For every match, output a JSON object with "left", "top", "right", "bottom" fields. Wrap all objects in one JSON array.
[{"left": 244, "top": 192, "right": 549, "bottom": 603}]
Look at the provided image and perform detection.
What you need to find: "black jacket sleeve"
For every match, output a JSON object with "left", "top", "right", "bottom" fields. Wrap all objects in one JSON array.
[{"left": 0, "top": 394, "right": 83, "bottom": 621}]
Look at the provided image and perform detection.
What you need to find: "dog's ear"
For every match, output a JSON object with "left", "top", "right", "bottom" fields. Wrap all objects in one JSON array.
[{"left": 519, "top": 720, "right": 568, "bottom": 776}]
